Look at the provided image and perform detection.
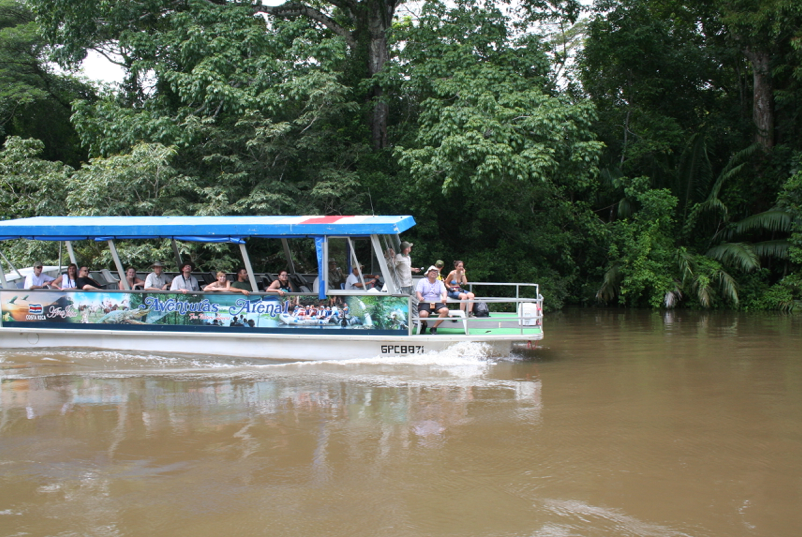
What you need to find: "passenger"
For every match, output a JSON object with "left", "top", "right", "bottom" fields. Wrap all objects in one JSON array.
[
  {"left": 230, "top": 268, "right": 254, "bottom": 292},
  {"left": 170, "top": 262, "right": 200, "bottom": 294},
  {"left": 52, "top": 263, "right": 79, "bottom": 290},
  {"left": 345, "top": 265, "right": 379, "bottom": 291},
  {"left": 144, "top": 261, "right": 171, "bottom": 291},
  {"left": 435, "top": 260, "right": 445, "bottom": 281},
  {"left": 204, "top": 271, "right": 231, "bottom": 292},
  {"left": 24, "top": 262, "right": 56, "bottom": 290},
  {"left": 75, "top": 266, "right": 104, "bottom": 291},
  {"left": 204, "top": 271, "right": 250, "bottom": 295},
  {"left": 415, "top": 265, "right": 449, "bottom": 334},
  {"left": 445, "top": 260, "right": 476, "bottom": 316},
  {"left": 119, "top": 267, "right": 145, "bottom": 290},
  {"left": 385, "top": 241, "right": 420, "bottom": 295},
  {"left": 327, "top": 260, "right": 345, "bottom": 289},
  {"left": 266, "top": 270, "right": 295, "bottom": 297}
]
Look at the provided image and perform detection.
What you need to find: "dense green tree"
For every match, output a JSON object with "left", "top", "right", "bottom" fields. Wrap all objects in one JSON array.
[{"left": 0, "top": 0, "right": 91, "bottom": 166}]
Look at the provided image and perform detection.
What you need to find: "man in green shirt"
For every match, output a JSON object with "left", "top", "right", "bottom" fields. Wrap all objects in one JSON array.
[{"left": 230, "top": 268, "right": 254, "bottom": 292}]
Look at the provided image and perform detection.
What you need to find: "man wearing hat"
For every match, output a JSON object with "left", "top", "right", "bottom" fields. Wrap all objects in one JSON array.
[
  {"left": 345, "top": 264, "right": 379, "bottom": 291},
  {"left": 145, "top": 261, "right": 171, "bottom": 291},
  {"left": 386, "top": 241, "right": 420, "bottom": 295},
  {"left": 24, "top": 262, "right": 55, "bottom": 289},
  {"left": 415, "top": 265, "right": 449, "bottom": 334},
  {"left": 170, "top": 261, "right": 200, "bottom": 293}
]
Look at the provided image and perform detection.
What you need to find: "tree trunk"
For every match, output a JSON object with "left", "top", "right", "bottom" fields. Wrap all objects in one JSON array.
[
  {"left": 367, "top": 0, "right": 392, "bottom": 149},
  {"left": 744, "top": 48, "right": 774, "bottom": 151}
]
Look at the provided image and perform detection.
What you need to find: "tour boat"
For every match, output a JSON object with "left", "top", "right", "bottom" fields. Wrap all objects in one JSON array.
[{"left": 0, "top": 216, "right": 543, "bottom": 360}]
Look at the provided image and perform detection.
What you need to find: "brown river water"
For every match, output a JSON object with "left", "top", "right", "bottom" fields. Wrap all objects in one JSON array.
[{"left": 1, "top": 309, "right": 801, "bottom": 537}]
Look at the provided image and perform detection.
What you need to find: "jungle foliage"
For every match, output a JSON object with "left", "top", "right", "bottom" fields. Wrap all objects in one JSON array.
[{"left": 1, "top": 0, "right": 802, "bottom": 311}]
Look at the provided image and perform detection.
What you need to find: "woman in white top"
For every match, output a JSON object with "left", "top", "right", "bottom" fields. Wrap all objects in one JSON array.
[{"left": 53, "top": 263, "right": 79, "bottom": 290}]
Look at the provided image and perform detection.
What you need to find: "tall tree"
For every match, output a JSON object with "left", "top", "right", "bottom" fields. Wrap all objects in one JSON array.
[{"left": 0, "top": 0, "right": 90, "bottom": 166}]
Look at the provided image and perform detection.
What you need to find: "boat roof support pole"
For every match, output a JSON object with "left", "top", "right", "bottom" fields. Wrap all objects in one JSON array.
[
  {"left": 0, "top": 250, "right": 23, "bottom": 283},
  {"left": 281, "top": 238, "right": 296, "bottom": 274},
  {"left": 108, "top": 240, "right": 129, "bottom": 290},
  {"left": 345, "top": 238, "right": 365, "bottom": 289},
  {"left": 65, "top": 241, "right": 77, "bottom": 265},
  {"left": 322, "top": 238, "right": 328, "bottom": 294},
  {"left": 371, "top": 234, "right": 397, "bottom": 293},
  {"left": 171, "top": 239, "right": 182, "bottom": 270},
  {"left": 0, "top": 256, "right": 6, "bottom": 289},
  {"left": 238, "top": 242, "right": 258, "bottom": 292}
]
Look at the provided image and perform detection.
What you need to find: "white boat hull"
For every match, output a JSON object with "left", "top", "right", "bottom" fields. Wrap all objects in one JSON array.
[{"left": 0, "top": 326, "right": 540, "bottom": 361}]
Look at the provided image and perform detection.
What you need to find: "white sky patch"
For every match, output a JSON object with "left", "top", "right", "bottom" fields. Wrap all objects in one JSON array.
[{"left": 81, "top": 50, "right": 126, "bottom": 84}]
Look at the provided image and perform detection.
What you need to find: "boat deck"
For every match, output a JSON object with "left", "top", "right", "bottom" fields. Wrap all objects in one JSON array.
[{"left": 426, "top": 312, "right": 543, "bottom": 337}]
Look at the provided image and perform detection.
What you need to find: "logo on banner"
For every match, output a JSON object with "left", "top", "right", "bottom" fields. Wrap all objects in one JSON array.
[{"left": 26, "top": 303, "right": 46, "bottom": 320}]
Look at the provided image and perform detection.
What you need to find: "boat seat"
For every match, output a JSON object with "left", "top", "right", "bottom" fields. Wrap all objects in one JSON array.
[
  {"left": 447, "top": 309, "right": 468, "bottom": 334},
  {"left": 415, "top": 310, "right": 468, "bottom": 334},
  {"left": 98, "top": 269, "right": 119, "bottom": 289}
]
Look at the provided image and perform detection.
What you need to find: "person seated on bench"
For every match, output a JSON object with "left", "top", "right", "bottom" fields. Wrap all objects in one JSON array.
[
  {"left": 230, "top": 268, "right": 254, "bottom": 292},
  {"left": 266, "top": 270, "right": 295, "bottom": 297},
  {"left": 445, "top": 260, "right": 475, "bottom": 316},
  {"left": 416, "top": 265, "right": 449, "bottom": 335},
  {"left": 204, "top": 271, "right": 250, "bottom": 295},
  {"left": 345, "top": 265, "right": 380, "bottom": 291},
  {"left": 52, "top": 263, "right": 78, "bottom": 290},
  {"left": 145, "top": 261, "right": 171, "bottom": 291},
  {"left": 170, "top": 262, "right": 200, "bottom": 294},
  {"left": 24, "top": 262, "right": 55, "bottom": 290},
  {"left": 119, "top": 267, "right": 145, "bottom": 290},
  {"left": 76, "top": 266, "right": 103, "bottom": 291}
]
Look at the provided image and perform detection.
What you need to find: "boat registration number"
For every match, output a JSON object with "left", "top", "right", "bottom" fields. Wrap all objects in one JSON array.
[{"left": 381, "top": 345, "right": 424, "bottom": 354}]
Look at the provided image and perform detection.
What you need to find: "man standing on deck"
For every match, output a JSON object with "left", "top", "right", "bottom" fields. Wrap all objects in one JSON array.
[
  {"left": 24, "top": 262, "right": 55, "bottom": 289},
  {"left": 170, "top": 262, "right": 200, "bottom": 294},
  {"left": 230, "top": 268, "right": 254, "bottom": 292},
  {"left": 386, "top": 241, "right": 420, "bottom": 295},
  {"left": 416, "top": 265, "right": 449, "bottom": 334},
  {"left": 144, "top": 261, "right": 171, "bottom": 291}
]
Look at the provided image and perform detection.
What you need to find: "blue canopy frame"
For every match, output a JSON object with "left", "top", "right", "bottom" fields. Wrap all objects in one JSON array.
[
  {"left": 0, "top": 215, "right": 416, "bottom": 299},
  {"left": 0, "top": 215, "right": 416, "bottom": 242}
]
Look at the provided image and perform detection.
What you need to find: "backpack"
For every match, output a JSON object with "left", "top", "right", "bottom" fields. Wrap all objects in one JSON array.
[{"left": 473, "top": 301, "right": 489, "bottom": 317}]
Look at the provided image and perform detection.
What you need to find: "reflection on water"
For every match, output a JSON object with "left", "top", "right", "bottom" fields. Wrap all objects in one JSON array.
[{"left": 1, "top": 310, "right": 801, "bottom": 537}]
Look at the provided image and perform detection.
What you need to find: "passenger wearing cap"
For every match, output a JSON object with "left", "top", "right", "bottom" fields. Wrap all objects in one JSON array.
[
  {"left": 415, "top": 265, "right": 449, "bottom": 334},
  {"left": 434, "top": 260, "right": 445, "bottom": 280},
  {"left": 24, "top": 262, "right": 55, "bottom": 290},
  {"left": 145, "top": 261, "right": 171, "bottom": 291},
  {"left": 385, "top": 241, "right": 420, "bottom": 294},
  {"left": 345, "top": 265, "right": 380, "bottom": 291},
  {"left": 170, "top": 262, "right": 200, "bottom": 293}
]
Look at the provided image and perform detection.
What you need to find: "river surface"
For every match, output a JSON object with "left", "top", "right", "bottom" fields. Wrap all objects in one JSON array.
[{"left": 1, "top": 309, "right": 801, "bottom": 537}]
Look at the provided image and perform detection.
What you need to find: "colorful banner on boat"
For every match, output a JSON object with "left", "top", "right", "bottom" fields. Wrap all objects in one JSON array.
[{"left": 0, "top": 291, "right": 410, "bottom": 333}]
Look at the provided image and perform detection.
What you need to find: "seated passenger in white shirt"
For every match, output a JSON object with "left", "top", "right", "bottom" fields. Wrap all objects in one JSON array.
[
  {"left": 345, "top": 265, "right": 379, "bottom": 291},
  {"left": 170, "top": 262, "right": 200, "bottom": 294},
  {"left": 24, "top": 263, "right": 55, "bottom": 290}
]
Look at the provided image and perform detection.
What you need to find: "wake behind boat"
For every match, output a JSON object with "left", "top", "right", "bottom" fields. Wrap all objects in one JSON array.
[{"left": 0, "top": 215, "right": 543, "bottom": 360}]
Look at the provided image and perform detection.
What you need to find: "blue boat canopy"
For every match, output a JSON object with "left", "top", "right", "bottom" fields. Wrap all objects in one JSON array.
[{"left": 0, "top": 215, "right": 416, "bottom": 242}]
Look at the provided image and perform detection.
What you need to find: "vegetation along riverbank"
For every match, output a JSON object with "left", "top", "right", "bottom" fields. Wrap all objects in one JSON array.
[{"left": 1, "top": 0, "right": 800, "bottom": 311}]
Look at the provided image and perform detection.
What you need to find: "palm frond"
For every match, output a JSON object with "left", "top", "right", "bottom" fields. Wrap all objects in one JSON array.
[
  {"left": 729, "top": 209, "right": 792, "bottom": 237},
  {"left": 695, "top": 279, "right": 713, "bottom": 308},
  {"left": 715, "top": 270, "right": 739, "bottom": 305},
  {"left": 705, "top": 242, "right": 759, "bottom": 272},
  {"left": 675, "top": 248, "right": 695, "bottom": 282},
  {"left": 751, "top": 239, "right": 789, "bottom": 260},
  {"left": 664, "top": 285, "right": 682, "bottom": 308},
  {"left": 596, "top": 261, "right": 622, "bottom": 303}
]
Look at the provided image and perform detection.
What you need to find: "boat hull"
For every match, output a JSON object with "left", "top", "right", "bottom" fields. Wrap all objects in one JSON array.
[{"left": 0, "top": 326, "right": 540, "bottom": 361}]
